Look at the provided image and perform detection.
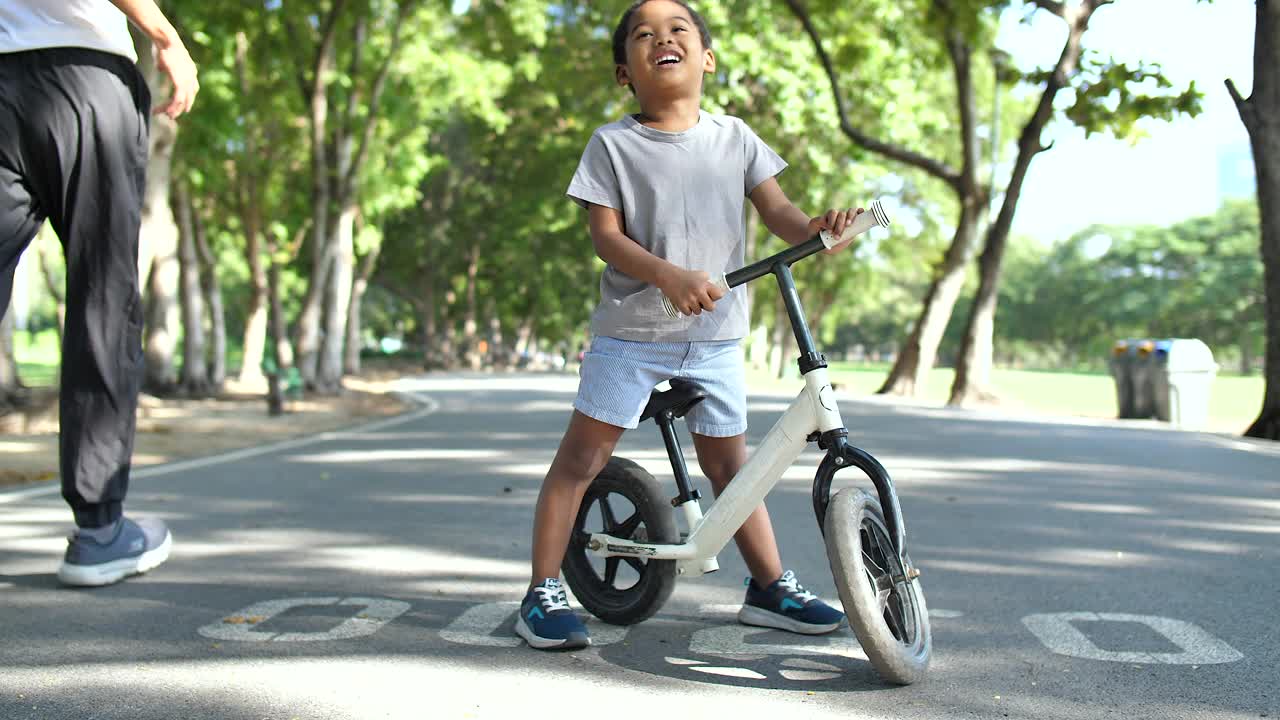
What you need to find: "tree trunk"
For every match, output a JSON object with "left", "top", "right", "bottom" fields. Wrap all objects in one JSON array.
[
  {"left": 462, "top": 244, "right": 481, "bottom": 370},
  {"left": 293, "top": 1, "right": 412, "bottom": 388},
  {"left": 950, "top": 1, "right": 1098, "bottom": 408},
  {"left": 233, "top": 30, "right": 266, "bottom": 389},
  {"left": 266, "top": 256, "right": 288, "bottom": 417},
  {"left": 770, "top": 294, "right": 796, "bottom": 379},
  {"left": 294, "top": 17, "right": 340, "bottom": 389},
  {"left": 878, "top": 204, "right": 983, "bottom": 396},
  {"left": 344, "top": 237, "right": 381, "bottom": 374},
  {"left": 487, "top": 312, "right": 505, "bottom": 369},
  {"left": 132, "top": 23, "right": 181, "bottom": 394},
  {"left": 441, "top": 290, "right": 459, "bottom": 370},
  {"left": 514, "top": 317, "right": 535, "bottom": 363},
  {"left": 174, "top": 179, "right": 210, "bottom": 396},
  {"left": 193, "top": 200, "right": 226, "bottom": 389},
  {"left": 0, "top": 307, "right": 19, "bottom": 404},
  {"left": 316, "top": 204, "right": 357, "bottom": 392},
  {"left": 1232, "top": 0, "right": 1280, "bottom": 440},
  {"left": 420, "top": 273, "right": 440, "bottom": 368},
  {"left": 35, "top": 225, "right": 65, "bottom": 344}
]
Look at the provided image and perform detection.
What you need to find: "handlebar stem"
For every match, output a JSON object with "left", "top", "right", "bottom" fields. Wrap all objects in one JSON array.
[{"left": 725, "top": 235, "right": 829, "bottom": 376}]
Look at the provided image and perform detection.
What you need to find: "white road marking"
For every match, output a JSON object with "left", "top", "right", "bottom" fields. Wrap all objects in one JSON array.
[
  {"left": 779, "top": 669, "right": 841, "bottom": 681},
  {"left": 438, "top": 601, "right": 627, "bottom": 647},
  {"left": 198, "top": 597, "right": 409, "bottom": 642},
  {"left": 689, "top": 666, "right": 767, "bottom": 680},
  {"left": 689, "top": 624, "right": 868, "bottom": 661},
  {"left": 1021, "top": 612, "right": 1244, "bottom": 664}
]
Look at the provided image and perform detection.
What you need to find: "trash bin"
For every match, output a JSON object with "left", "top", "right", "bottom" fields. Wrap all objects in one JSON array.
[
  {"left": 1151, "top": 338, "right": 1218, "bottom": 431},
  {"left": 1108, "top": 340, "right": 1136, "bottom": 419},
  {"left": 1130, "top": 340, "right": 1158, "bottom": 419}
]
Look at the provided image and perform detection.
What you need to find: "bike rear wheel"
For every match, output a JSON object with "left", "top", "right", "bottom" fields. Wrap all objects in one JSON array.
[
  {"left": 825, "top": 488, "right": 931, "bottom": 685},
  {"left": 563, "top": 457, "right": 678, "bottom": 625}
]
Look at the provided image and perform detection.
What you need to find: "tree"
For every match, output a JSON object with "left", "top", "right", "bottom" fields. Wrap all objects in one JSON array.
[
  {"left": 785, "top": 0, "right": 1004, "bottom": 397},
  {"left": 0, "top": 307, "right": 18, "bottom": 405},
  {"left": 993, "top": 201, "right": 1264, "bottom": 370},
  {"left": 787, "top": 0, "right": 1199, "bottom": 403},
  {"left": 949, "top": 0, "right": 1200, "bottom": 407},
  {"left": 1227, "top": 0, "right": 1280, "bottom": 440},
  {"left": 174, "top": 178, "right": 211, "bottom": 395},
  {"left": 132, "top": 21, "right": 183, "bottom": 393}
]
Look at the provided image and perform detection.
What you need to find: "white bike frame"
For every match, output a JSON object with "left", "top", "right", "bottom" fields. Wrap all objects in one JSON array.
[{"left": 586, "top": 366, "right": 845, "bottom": 577}]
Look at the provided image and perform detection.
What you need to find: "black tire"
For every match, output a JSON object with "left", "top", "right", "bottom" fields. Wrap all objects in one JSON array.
[
  {"left": 824, "top": 488, "right": 931, "bottom": 685},
  {"left": 562, "top": 457, "right": 678, "bottom": 625}
]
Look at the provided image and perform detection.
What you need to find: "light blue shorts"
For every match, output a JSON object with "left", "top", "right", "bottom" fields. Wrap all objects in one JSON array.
[{"left": 575, "top": 336, "right": 748, "bottom": 437}]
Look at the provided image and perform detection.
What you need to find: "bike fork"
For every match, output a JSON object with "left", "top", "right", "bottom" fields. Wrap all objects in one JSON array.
[{"left": 811, "top": 434, "right": 911, "bottom": 568}]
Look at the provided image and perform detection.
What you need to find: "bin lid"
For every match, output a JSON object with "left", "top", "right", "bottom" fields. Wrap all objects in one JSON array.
[{"left": 1162, "top": 338, "right": 1218, "bottom": 373}]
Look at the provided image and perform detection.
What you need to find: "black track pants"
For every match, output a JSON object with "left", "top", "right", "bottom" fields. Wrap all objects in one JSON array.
[{"left": 0, "top": 48, "right": 151, "bottom": 528}]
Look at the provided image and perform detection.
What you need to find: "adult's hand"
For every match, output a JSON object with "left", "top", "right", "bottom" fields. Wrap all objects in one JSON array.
[
  {"left": 109, "top": 0, "right": 199, "bottom": 118},
  {"left": 153, "top": 39, "right": 198, "bottom": 118}
]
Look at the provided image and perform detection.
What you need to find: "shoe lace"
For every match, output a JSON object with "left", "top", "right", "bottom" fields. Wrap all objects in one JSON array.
[
  {"left": 534, "top": 584, "right": 571, "bottom": 612},
  {"left": 778, "top": 571, "right": 817, "bottom": 604}
]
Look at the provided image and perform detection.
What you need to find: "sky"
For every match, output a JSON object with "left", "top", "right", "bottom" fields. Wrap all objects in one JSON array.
[{"left": 999, "top": 0, "right": 1257, "bottom": 243}]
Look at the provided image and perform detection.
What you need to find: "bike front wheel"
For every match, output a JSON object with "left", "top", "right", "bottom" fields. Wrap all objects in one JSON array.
[
  {"left": 825, "top": 488, "right": 931, "bottom": 685},
  {"left": 562, "top": 457, "right": 678, "bottom": 625}
]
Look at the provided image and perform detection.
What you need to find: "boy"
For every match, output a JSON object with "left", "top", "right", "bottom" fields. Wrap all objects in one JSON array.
[{"left": 516, "top": 0, "right": 861, "bottom": 650}]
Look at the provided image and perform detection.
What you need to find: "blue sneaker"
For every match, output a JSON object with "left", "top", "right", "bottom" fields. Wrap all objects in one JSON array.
[
  {"left": 56, "top": 517, "right": 172, "bottom": 587},
  {"left": 514, "top": 578, "right": 590, "bottom": 650},
  {"left": 738, "top": 570, "right": 844, "bottom": 635}
]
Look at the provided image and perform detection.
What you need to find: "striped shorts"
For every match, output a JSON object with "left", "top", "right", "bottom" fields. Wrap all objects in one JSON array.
[{"left": 574, "top": 335, "right": 748, "bottom": 437}]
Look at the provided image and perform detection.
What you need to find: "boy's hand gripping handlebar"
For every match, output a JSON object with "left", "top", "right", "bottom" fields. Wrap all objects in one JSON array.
[{"left": 660, "top": 198, "right": 893, "bottom": 318}]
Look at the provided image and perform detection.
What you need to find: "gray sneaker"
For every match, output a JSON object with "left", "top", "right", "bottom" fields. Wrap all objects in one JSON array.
[{"left": 56, "top": 517, "right": 172, "bottom": 587}]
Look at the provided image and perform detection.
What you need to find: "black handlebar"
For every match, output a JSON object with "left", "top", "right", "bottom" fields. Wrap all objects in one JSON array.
[{"left": 725, "top": 234, "right": 826, "bottom": 290}]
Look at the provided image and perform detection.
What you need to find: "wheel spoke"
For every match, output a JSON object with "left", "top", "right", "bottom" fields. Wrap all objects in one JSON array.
[
  {"left": 617, "top": 512, "right": 643, "bottom": 538},
  {"left": 862, "top": 548, "right": 890, "bottom": 580},
  {"left": 875, "top": 583, "right": 893, "bottom": 614},
  {"left": 624, "top": 557, "right": 646, "bottom": 574},
  {"left": 604, "top": 556, "right": 620, "bottom": 586},
  {"left": 883, "top": 589, "right": 911, "bottom": 642},
  {"left": 600, "top": 496, "right": 619, "bottom": 530}
]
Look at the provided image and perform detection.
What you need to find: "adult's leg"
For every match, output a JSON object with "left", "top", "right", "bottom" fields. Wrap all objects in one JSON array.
[
  {"left": 0, "top": 59, "right": 45, "bottom": 333},
  {"left": 528, "top": 411, "right": 626, "bottom": 584},
  {"left": 18, "top": 50, "right": 151, "bottom": 529}
]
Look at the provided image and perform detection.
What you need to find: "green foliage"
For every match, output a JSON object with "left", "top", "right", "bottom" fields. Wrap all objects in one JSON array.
[
  {"left": 1060, "top": 53, "right": 1203, "bottom": 139},
  {"left": 152, "top": 0, "right": 1224, "bottom": 372},
  {"left": 994, "top": 199, "right": 1264, "bottom": 367}
]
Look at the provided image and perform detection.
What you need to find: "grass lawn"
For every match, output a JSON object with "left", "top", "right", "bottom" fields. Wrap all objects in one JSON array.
[
  {"left": 13, "top": 329, "right": 59, "bottom": 387},
  {"left": 749, "top": 361, "right": 1264, "bottom": 435}
]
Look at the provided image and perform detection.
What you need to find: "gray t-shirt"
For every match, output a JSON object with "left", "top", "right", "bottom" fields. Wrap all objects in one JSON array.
[{"left": 567, "top": 112, "right": 786, "bottom": 342}]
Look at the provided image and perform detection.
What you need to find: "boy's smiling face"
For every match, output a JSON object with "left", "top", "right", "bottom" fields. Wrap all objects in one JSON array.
[{"left": 616, "top": 0, "right": 715, "bottom": 102}]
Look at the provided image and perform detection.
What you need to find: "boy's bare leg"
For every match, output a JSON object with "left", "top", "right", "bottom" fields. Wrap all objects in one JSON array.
[
  {"left": 529, "top": 410, "right": 626, "bottom": 585},
  {"left": 692, "top": 433, "right": 784, "bottom": 585}
]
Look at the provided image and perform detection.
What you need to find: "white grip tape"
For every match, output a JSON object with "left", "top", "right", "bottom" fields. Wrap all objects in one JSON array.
[{"left": 820, "top": 198, "right": 892, "bottom": 249}]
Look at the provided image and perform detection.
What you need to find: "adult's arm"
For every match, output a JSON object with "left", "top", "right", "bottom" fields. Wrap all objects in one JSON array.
[{"left": 109, "top": 0, "right": 199, "bottom": 118}]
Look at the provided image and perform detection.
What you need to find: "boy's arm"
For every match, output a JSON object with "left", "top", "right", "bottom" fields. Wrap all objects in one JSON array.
[
  {"left": 587, "top": 204, "right": 723, "bottom": 315},
  {"left": 749, "top": 177, "right": 862, "bottom": 253},
  {"left": 109, "top": 0, "right": 199, "bottom": 118}
]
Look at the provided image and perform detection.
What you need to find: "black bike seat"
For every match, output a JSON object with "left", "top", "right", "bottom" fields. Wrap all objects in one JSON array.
[{"left": 640, "top": 378, "right": 708, "bottom": 423}]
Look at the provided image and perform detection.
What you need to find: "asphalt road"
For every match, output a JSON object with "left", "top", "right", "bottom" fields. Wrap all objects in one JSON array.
[{"left": 1, "top": 372, "right": 1276, "bottom": 719}]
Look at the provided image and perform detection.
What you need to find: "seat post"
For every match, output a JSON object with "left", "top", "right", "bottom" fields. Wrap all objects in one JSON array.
[{"left": 657, "top": 411, "right": 700, "bottom": 506}]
